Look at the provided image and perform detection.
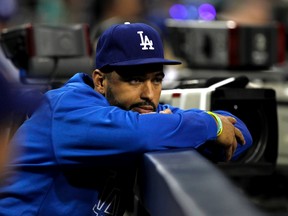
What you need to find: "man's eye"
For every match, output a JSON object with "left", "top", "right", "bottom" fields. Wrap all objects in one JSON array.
[
  {"left": 153, "top": 77, "right": 163, "bottom": 84},
  {"left": 130, "top": 79, "right": 141, "bottom": 84}
]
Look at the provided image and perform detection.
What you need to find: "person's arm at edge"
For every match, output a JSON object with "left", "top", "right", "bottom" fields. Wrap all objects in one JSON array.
[{"left": 162, "top": 104, "right": 253, "bottom": 161}]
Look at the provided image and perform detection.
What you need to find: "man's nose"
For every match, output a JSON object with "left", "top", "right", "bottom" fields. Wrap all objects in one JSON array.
[{"left": 141, "top": 81, "right": 154, "bottom": 100}]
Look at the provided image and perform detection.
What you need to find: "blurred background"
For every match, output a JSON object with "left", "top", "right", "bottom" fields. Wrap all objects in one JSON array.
[
  {"left": 2, "top": 0, "right": 288, "bottom": 79},
  {"left": 2, "top": 0, "right": 288, "bottom": 36},
  {"left": 1, "top": 0, "right": 288, "bottom": 215},
  {"left": 2, "top": 0, "right": 287, "bottom": 43}
]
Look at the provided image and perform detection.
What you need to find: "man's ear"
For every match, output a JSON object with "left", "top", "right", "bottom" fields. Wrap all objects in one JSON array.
[{"left": 92, "top": 69, "right": 105, "bottom": 94}]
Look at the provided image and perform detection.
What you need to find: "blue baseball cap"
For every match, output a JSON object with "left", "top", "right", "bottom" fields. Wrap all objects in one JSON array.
[{"left": 95, "top": 22, "right": 181, "bottom": 70}]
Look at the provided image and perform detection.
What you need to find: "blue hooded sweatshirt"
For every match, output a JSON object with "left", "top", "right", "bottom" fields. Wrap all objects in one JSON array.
[{"left": 0, "top": 73, "right": 252, "bottom": 216}]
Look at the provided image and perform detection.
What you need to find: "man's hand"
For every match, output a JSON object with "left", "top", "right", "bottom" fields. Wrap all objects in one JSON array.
[
  {"left": 141, "top": 109, "right": 172, "bottom": 115},
  {"left": 159, "top": 109, "right": 172, "bottom": 114},
  {"left": 215, "top": 114, "right": 246, "bottom": 161}
]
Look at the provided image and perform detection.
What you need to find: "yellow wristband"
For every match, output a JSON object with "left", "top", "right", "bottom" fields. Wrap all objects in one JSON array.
[{"left": 207, "top": 111, "right": 223, "bottom": 136}]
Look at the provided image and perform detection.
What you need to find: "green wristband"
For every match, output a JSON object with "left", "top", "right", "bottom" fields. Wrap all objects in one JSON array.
[{"left": 207, "top": 111, "right": 223, "bottom": 136}]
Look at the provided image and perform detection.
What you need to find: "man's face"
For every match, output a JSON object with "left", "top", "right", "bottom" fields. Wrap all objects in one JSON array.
[{"left": 93, "top": 65, "right": 164, "bottom": 114}]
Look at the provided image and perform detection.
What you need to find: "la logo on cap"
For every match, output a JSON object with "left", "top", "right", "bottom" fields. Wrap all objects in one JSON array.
[{"left": 137, "top": 31, "right": 154, "bottom": 50}]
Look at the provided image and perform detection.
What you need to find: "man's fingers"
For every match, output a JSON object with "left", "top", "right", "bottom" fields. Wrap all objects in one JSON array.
[
  {"left": 232, "top": 137, "right": 237, "bottom": 155},
  {"left": 225, "top": 146, "right": 233, "bottom": 161},
  {"left": 160, "top": 109, "right": 172, "bottom": 114},
  {"left": 235, "top": 127, "right": 246, "bottom": 145},
  {"left": 227, "top": 116, "right": 237, "bottom": 124},
  {"left": 225, "top": 137, "right": 237, "bottom": 161},
  {"left": 216, "top": 115, "right": 246, "bottom": 161}
]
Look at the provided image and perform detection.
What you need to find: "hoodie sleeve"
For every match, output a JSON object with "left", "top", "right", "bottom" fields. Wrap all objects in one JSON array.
[
  {"left": 50, "top": 89, "right": 223, "bottom": 166},
  {"left": 159, "top": 104, "right": 253, "bottom": 161},
  {"left": 213, "top": 110, "right": 253, "bottom": 161}
]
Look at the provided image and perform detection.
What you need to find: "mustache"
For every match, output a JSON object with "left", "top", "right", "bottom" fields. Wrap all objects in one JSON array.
[{"left": 129, "top": 101, "right": 157, "bottom": 111}]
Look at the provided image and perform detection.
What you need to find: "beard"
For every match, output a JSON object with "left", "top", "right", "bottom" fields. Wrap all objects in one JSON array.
[
  {"left": 105, "top": 86, "right": 128, "bottom": 111},
  {"left": 105, "top": 86, "right": 156, "bottom": 112}
]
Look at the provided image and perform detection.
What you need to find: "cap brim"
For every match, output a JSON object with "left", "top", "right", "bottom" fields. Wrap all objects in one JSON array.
[{"left": 109, "top": 58, "right": 182, "bottom": 67}]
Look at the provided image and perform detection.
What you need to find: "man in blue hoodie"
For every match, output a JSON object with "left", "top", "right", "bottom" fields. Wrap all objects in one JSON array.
[{"left": 0, "top": 22, "right": 253, "bottom": 216}]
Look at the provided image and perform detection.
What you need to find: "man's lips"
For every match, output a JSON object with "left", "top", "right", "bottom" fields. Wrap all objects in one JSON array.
[{"left": 132, "top": 106, "right": 154, "bottom": 114}]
